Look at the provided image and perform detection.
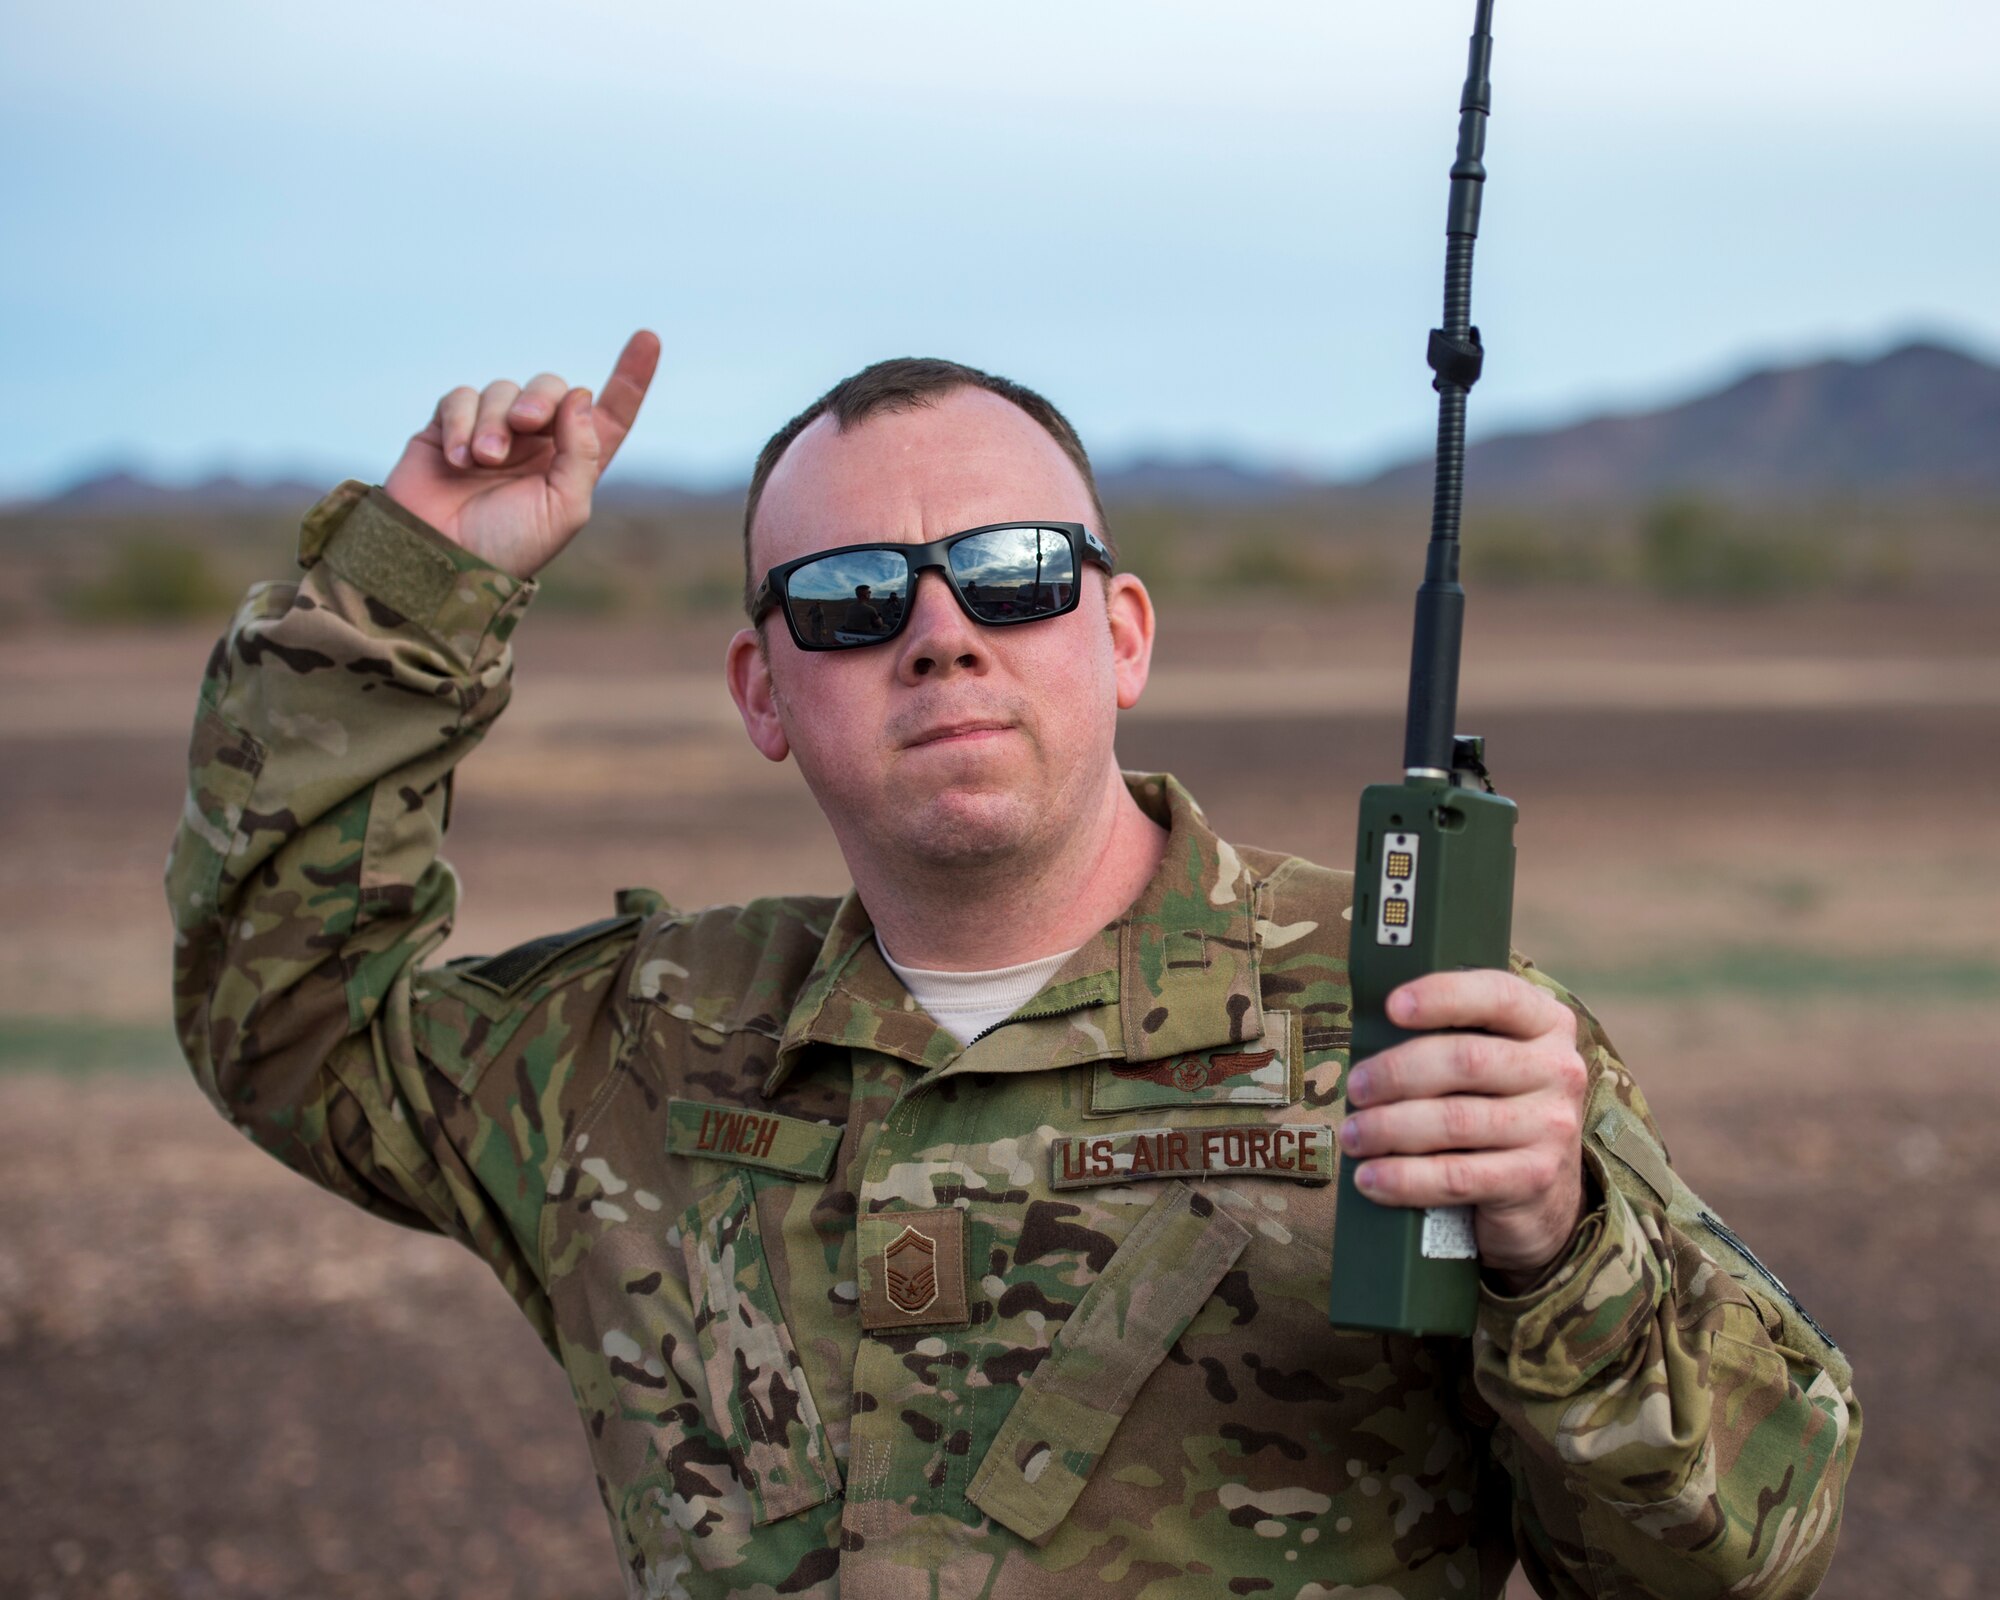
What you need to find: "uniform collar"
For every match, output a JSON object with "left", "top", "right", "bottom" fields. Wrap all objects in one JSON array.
[{"left": 762, "top": 772, "right": 1267, "bottom": 1097}]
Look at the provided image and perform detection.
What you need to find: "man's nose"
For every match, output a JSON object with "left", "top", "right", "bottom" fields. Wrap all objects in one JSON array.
[{"left": 895, "top": 568, "right": 987, "bottom": 683}]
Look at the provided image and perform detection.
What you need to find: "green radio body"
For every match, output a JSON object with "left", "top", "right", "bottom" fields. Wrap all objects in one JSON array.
[
  {"left": 1325, "top": 0, "right": 1512, "bottom": 1339},
  {"left": 1327, "top": 774, "right": 1516, "bottom": 1337}
]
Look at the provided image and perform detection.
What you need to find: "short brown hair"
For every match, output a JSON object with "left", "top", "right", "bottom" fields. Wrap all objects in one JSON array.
[{"left": 742, "top": 357, "right": 1111, "bottom": 615}]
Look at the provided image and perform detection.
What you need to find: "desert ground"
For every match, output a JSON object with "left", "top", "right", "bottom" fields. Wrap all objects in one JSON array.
[{"left": 2, "top": 588, "right": 1995, "bottom": 1599}]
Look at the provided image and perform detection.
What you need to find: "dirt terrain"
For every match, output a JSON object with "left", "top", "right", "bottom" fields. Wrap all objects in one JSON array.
[{"left": 2, "top": 590, "right": 1996, "bottom": 1599}]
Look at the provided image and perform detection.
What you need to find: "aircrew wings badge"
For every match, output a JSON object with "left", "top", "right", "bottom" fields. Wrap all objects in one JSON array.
[
  {"left": 1113, "top": 1047, "right": 1279, "bottom": 1094},
  {"left": 1088, "top": 1009, "right": 1302, "bottom": 1115}
]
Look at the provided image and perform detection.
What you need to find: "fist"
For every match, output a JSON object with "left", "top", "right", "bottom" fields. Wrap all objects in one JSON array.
[
  {"left": 384, "top": 329, "right": 660, "bottom": 580},
  {"left": 1337, "top": 969, "right": 1590, "bottom": 1288}
]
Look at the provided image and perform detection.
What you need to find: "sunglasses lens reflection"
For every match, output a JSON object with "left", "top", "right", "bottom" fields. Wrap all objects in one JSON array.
[
  {"left": 785, "top": 550, "right": 911, "bottom": 647},
  {"left": 949, "top": 527, "right": 1076, "bottom": 624}
]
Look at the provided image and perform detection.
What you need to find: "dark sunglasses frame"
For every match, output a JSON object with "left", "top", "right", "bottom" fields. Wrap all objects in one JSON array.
[{"left": 750, "top": 520, "right": 1115, "bottom": 653}]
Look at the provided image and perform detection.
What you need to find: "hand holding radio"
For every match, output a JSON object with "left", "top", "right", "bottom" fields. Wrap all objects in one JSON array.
[{"left": 1336, "top": 969, "right": 1588, "bottom": 1286}]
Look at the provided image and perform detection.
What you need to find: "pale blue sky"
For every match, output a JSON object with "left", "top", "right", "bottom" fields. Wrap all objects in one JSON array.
[{"left": 3, "top": 0, "right": 1994, "bottom": 498}]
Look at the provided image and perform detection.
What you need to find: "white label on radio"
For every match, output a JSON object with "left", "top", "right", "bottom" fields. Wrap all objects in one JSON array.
[{"left": 1421, "top": 1204, "right": 1477, "bottom": 1261}]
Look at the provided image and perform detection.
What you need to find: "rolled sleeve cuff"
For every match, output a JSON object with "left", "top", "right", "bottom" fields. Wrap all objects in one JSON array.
[
  {"left": 297, "top": 480, "right": 535, "bottom": 660},
  {"left": 1475, "top": 1148, "right": 1665, "bottom": 1399}
]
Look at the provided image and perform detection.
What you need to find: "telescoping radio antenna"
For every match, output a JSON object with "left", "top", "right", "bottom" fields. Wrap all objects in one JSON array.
[{"left": 1327, "top": 0, "right": 1516, "bottom": 1338}]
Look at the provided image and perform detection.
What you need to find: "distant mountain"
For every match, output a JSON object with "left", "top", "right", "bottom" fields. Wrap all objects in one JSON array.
[
  {"left": 594, "top": 479, "right": 741, "bottom": 511},
  {"left": 27, "top": 458, "right": 1311, "bottom": 516},
  {"left": 1360, "top": 340, "right": 2000, "bottom": 502},
  {"left": 38, "top": 468, "right": 333, "bottom": 515},
  {"left": 23, "top": 464, "right": 740, "bottom": 519},
  {"left": 21, "top": 340, "right": 2000, "bottom": 517},
  {"left": 1096, "top": 455, "right": 1321, "bottom": 504}
]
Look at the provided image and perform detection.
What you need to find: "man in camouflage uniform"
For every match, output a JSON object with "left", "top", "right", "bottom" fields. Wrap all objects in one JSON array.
[{"left": 168, "top": 331, "right": 1858, "bottom": 1598}]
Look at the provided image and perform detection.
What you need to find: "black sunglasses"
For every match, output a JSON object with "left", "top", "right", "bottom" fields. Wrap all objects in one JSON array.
[{"left": 750, "top": 521, "right": 1115, "bottom": 652}]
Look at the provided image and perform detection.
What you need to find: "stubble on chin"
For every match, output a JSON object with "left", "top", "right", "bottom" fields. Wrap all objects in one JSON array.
[
  {"left": 890, "top": 783, "right": 1047, "bottom": 871},
  {"left": 794, "top": 678, "right": 1100, "bottom": 876},
  {"left": 879, "top": 729, "right": 1051, "bottom": 868}
]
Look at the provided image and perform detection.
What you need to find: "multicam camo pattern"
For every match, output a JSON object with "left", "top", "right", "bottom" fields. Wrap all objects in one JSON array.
[
  {"left": 680, "top": 1167, "right": 845, "bottom": 1526},
  {"left": 169, "top": 481, "right": 1861, "bottom": 1599}
]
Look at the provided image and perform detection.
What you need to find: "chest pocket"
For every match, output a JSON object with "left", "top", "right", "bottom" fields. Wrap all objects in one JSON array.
[
  {"left": 1085, "top": 1009, "right": 1306, "bottom": 1116},
  {"left": 966, "top": 1180, "right": 1251, "bottom": 1544},
  {"left": 1059, "top": 1012, "right": 1336, "bottom": 1190},
  {"left": 681, "top": 1168, "right": 843, "bottom": 1525}
]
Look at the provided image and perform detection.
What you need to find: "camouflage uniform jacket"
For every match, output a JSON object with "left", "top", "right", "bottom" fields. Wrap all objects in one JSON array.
[{"left": 169, "top": 482, "right": 1860, "bottom": 1600}]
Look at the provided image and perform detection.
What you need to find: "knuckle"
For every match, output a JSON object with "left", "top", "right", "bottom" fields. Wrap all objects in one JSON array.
[
  {"left": 1558, "top": 1053, "right": 1589, "bottom": 1097},
  {"left": 1441, "top": 1096, "right": 1481, "bottom": 1144},
  {"left": 1525, "top": 1150, "right": 1560, "bottom": 1190},
  {"left": 1441, "top": 1155, "right": 1476, "bottom": 1199},
  {"left": 1459, "top": 1033, "right": 1494, "bottom": 1075}
]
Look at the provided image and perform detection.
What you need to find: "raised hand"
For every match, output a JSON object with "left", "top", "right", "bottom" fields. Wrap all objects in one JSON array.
[{"left": 384, "top": 330, "right": 661, "bottom": 579}]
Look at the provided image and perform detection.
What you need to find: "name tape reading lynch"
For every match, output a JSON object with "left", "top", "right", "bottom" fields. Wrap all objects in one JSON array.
[
  {"left": 1051, "top": 1123, "right": 1334, "bottom": 1190},
  {"left": 665, "top": 1099, "right": 843, "bottom": 1182}
]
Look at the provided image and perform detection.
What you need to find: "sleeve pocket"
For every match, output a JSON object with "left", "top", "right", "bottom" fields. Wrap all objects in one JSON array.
[
  {"left": 1593, "top": 1101, "right": 1850, "bottom": 1392},
  {"left": 166, "top": 706, "right": 265, "bottom": 932},
  {"left": 679, "top": 1169, "right": 843, "bottom": 1525},
  {"left": 967, "top": 1181, "right": 1252, "bottom": 1544}
]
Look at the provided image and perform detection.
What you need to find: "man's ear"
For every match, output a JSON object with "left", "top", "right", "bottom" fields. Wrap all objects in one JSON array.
[
  {"left": 1105, "top": 573, "right": 1156, "bottom": 711},
  {"left": 725, "top": 627, "right": 791, "bottom": 762}
]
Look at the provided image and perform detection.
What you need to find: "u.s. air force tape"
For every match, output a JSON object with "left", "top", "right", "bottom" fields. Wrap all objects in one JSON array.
[
  {"left": 1051, "top": 1123, "right": 1334, "bottom": 1190},
  {"left": 665, "top": 1099, "right": 843, "bottom": 1181}
]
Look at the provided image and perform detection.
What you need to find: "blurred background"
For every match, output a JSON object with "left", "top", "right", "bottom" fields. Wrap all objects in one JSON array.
[{"left": 3, "top": 2, "right": 1996, "bottom": 1596}]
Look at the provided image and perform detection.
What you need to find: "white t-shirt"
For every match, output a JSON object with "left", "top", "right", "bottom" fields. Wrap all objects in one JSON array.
[{"left": 875, "top": 937, "right": 1084, "bottom": 1048}]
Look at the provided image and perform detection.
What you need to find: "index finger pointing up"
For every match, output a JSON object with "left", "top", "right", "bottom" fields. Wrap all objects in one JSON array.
[{"left": 591, "top": 329, "right": 662, "bottom": 468}]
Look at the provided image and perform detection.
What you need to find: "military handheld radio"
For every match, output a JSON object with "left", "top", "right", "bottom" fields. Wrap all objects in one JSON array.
[{"left": 1326, "top": 0, "right": 1514, "bottom": 1338}]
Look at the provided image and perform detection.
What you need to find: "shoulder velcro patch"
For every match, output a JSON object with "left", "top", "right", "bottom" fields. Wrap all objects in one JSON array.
[
  {"left": 457, "top": 914, "right": 638, "bottom": 996},
  {"left": 1697, "top": 1208, "right": 1839, "bottom": 1351}
]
